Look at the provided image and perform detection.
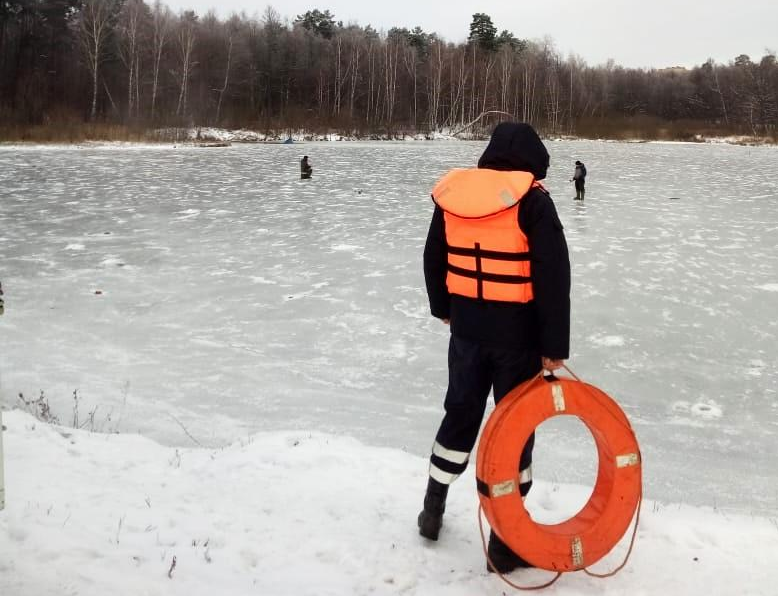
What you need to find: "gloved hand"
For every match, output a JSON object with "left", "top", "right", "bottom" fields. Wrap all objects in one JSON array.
[{"left": 542, "top": 357, "right": 564, "bottom": 371}]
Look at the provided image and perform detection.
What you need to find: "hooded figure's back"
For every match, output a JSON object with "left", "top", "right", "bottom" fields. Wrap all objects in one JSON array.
[
  {"left": 424, "top": 121, "right": 569, "bottom": 356},
  {"left": 477, "top": 122, "right": 550, "bottom": 179}
]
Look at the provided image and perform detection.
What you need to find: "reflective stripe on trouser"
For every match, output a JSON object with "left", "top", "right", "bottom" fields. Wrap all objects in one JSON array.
[
  {"left": 429, "top": 336, "right": 540, "bottom": 487},
  {"left": 429, "top": 440, "right": 470, "bottom": 484},
  {"left": 430, "top": 451, "right": 534, "bottom": 489}
]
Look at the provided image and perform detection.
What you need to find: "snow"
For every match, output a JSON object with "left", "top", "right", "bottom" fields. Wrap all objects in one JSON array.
[
  {"left": 180, "top": 126, "right": 459, "bottom": 143},
  {"left": 1, "top": 139, "right": 778, "bottom": 594},
  {"left": 2, "top": 410, "right": 777, "bottom": 596}
]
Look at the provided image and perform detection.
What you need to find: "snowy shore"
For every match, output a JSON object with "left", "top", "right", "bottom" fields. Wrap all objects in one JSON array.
[
  {"left": 1, "top": 410, "right": 776, "bottom": 596},
  {"left": 2, "top": 126, "right": 775, "bottom": 148}
]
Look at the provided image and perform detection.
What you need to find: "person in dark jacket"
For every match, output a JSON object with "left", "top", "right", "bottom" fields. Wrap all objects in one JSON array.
[
  {"left": 300, "top": 155, "right": 313, "bottom": 179},
  {"left": 418, "top": 122, "right": 571, "bottom": 574},
  {"left": 572, "top": 160, "right": 586, "bottom": 200}
]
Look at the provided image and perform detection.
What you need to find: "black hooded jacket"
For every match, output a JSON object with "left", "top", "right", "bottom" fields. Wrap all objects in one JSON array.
[{"left": 423, "top": 122, "right": 570, "bottom": 358}]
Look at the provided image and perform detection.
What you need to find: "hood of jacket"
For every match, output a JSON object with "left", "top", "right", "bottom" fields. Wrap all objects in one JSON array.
[{"left": 477, "top": 122, "right": 550, "bottom": 180}]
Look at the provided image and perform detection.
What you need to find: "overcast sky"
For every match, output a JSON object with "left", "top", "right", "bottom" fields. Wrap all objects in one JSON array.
[{"left": 161, "top": 0, "right": 776, "bottom": 69}]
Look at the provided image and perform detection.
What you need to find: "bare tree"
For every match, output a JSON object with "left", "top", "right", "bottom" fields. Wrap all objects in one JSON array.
[
  {"left": 497, "top": 44, "right": 514, "bottom": 115},
  {"left": 333, "top": 33, "right": 349, "bottom": 116},
  {"left": 427, "top": 39, "right": 444, "bottom": 131},
  {"left": 117, "top": 0, "right": 146, "bottom": 120},
  {"left": 384, "top": 34, "right": 400, "bottom": 128},
  {"left": 365, "top": 37, "right": 377, "bottom": 124},
  {"left": 468, "top": 42, "right": 477, "bottom": 123},
  {"left": 544, "top": 55, "right": 562, "bottom": 133},
  {"left": 449, "top": 47, "right": 466, "bottom": 127},
  {"left": 175, "top": 11, "right": 197, "bottom": 119},
  {"left": 215, "top": 17, "right": 238, "bottom": 124},
  {"left": 480, "top": 53, "right": 496, "bottom": 121},
  {"left": 711, "top": 64, "right": 730, "bottom": 125},
  {"left": 347, "top": 31, "right": 362, "bottom": 121},
  {"left": 520, "top": 51, "right": 538, "bottom": 124},
  {"left": 76, "top": 0, "right": 114, "bottom": 120},
  {"left": 403, "top": 42, "right": 419, "bottom": 129},
  {"left": 150, "top": 1, "right": 172, "bottom": 121}
]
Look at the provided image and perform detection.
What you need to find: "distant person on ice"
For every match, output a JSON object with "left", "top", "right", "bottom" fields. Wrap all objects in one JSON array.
[
  {"left": 419, "top": 122, "right": 571, "bottom": 573},
  {"left": 572, "top": 159, "right": 586, "bottom": 200},
  {"left": 300, "top": 155, "right": 313, "bottom": 179}
]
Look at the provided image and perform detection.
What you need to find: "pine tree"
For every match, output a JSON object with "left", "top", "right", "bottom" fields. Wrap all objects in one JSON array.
[{"left": 468, "top": 13, "right": 497, "bottom": 52}]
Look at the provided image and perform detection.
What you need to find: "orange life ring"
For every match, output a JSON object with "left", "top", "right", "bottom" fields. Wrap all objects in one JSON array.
[{"left": 476, "top": 374, "right": 642, "bottom": 572}]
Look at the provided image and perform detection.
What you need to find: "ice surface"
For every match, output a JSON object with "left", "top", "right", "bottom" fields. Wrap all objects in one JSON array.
[{"left": 1, "top": 140, "right": 777, "bottom": 515}]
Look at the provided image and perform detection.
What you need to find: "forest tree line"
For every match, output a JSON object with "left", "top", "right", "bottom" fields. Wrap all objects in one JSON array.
[{"left": 1, "top": 0, "right": 777, "bottom": 140}]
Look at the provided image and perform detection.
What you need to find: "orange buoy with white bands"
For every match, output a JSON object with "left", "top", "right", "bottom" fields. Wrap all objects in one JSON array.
[{"left": 476, "top": 370, "right": 642, "bottom": 574}]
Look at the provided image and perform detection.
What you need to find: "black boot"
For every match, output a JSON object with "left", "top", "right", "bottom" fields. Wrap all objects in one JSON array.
[
  {"left": 486, "top": 530, "right": 532, "bottom": 573},
  {"left": 417, "top": 477, "right": 449, "bottom": 540}
]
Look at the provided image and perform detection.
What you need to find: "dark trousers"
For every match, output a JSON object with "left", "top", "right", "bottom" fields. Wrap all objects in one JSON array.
[
  {"left": 574, "top": 179, "right": 585, "bottom": 199},
  {"left": 429, "top": 336, "right": 540, "bottom": 490}
]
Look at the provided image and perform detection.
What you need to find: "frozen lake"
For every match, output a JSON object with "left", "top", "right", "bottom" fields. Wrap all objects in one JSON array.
[{"left": 1, "top": 140, "right": 777, "bottom": 516}]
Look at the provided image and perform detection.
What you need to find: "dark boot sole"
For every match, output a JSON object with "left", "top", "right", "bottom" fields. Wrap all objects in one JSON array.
[
  {"left": 487, "top": 557, "right": 533, "bottom": 573},
  {"left": 487, "top": 560, "right": 531, "bottom": 574},
  {"left": 417, "top": 511, "right": 442, "bottom": 541}
]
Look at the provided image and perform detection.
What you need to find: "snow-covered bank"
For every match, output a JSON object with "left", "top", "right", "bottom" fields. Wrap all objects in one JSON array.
[
  {"left": 2, "top": 127, "right": 775, "bottom": 147},
  {"left": 185, "top": 126, "right": 461, "bottom": 143},
  {"left": 187, "top": 127, "right": 778, "bottom": 146},
  {"left": 0, "top": 128, "right": 456, "bottom": 149},
  {"left": 0, "top": 410, "right": 775, "bottom": 596}
]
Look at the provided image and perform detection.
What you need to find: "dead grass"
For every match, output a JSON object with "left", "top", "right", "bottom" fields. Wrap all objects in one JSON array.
[
  {"left": 1, "top": 118, "right": 775, "bottom": 145},
  {"left": 0, "top": 123, "right": 175, "bottom": 144},
  {"left": 571, "top": 116, "right": 777, "bottom": 143}
]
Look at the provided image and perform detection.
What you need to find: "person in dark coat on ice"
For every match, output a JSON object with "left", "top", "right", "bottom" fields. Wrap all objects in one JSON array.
[
  {"left": 300, "top": 155, "right": 313, "bottom": 179},
  {"left": 572, "top": 160, "right": 586, "bottom": 200},
  {"left": 418, "top": 122, "right": 571, "bottom": 573}
]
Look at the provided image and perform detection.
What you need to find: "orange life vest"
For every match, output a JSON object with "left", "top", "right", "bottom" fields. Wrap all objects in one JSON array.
[{"left": 431, "top": 168, "right": 542, "bottom": 303}]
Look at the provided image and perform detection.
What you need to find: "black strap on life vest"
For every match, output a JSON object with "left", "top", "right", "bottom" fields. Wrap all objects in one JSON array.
[
  {"left": 447, "top": 242, "right": 532, "bottom": 300},
  {"left": 447, "top": 245, "right": 531, "bottom": 261}
]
